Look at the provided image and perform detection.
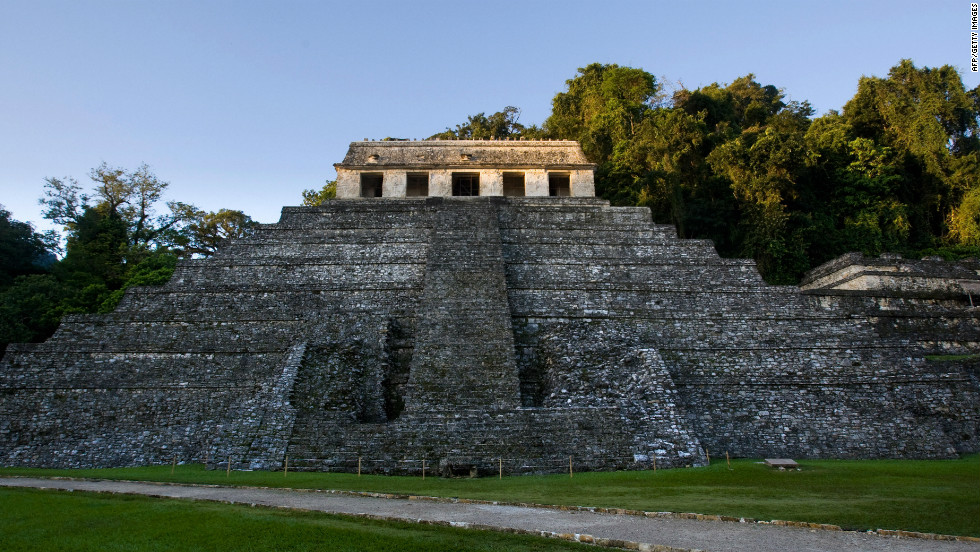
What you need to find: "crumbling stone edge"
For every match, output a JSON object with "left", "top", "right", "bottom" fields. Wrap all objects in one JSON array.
[{"left": 4, "top": 476, "right": 978, "bottom": 546}]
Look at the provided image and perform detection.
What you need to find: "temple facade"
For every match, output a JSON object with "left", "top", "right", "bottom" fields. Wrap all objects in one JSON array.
[{"left": 335, "top": 140, "right": 596, "bottom": 199}]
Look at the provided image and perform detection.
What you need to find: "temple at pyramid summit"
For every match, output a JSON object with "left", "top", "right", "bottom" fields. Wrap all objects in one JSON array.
[
  {"left": 1, "top": 139, "right": 978, "bottom": 475},
  {"left": 334, "top": 139, "right": 597, "bottom": 198}
]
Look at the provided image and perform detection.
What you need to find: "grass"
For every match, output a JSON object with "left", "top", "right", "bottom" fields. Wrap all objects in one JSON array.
[
  {"left": 925, "top": 353, "right": 980, "bottom": 362},
  {"left": 0, "top": 486, "right": 593, "bottom": 552},
  {"left": 2, "top": 455, "right": 978, "bottom": 537}
]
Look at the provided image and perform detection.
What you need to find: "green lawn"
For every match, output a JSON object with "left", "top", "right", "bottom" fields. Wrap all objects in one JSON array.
[
  {"left": 2, "top": 455, "right": 978, "bottom": 537},
  {"left": 0, "top": 486, "right": 593, "bottom": 552}
]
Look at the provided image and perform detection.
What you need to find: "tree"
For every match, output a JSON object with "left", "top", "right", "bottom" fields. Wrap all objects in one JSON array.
[
  {"left": 302, "top": 180, "right": 337, "bottom": 206},
  {"left": 843, "top": 60, "right": 980, "bottom": 249},
  {"left": 605, "top": 107, "right": 708, "bottom": 228},
  {"left": 98, "top": 251, "right": 179, "bottom": 312},
  {"left": 183, "top": 209, "right": 258, "bottom": 257},
  {"left": 54, "top": 206, "right": 130, "bottom": 290},
  {"left": 30, "top": 164, "right": 243, "bottom": 320},
  {"left": 540, "top": 64, "right": 665, "bottom": 210},
  {"left": 667, "top": 75, "right": 816, "bottom": 281},
  {"left": 847, "top": 60, "right": 978, "bottom": 169},
  {"left": 0, "top": 207, "right": 56, "bottom": 288},
  {"left": 0, "top": 274, "right": 71, "bottom": 353},
  {"left": 674, "top": 74, "right": 793, "bottom": 135},
  {"left": 429, "top": 106, "right": 527, "bottom": 140},
  {"left": 40, "top": 163, "right": 198, "bottom": 257},
  {"left": 544, "top": 63, "right": 660, "bottom": 164},
  {"left": 708, "top": 123, "right": 811, "bottom": 282}
]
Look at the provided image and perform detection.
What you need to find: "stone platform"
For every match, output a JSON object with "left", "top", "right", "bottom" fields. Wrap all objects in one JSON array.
[{"left": 1, "top": 197, "right": 977, "bottom": 473}]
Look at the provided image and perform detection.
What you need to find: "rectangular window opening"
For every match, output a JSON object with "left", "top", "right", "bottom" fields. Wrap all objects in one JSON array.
[
  {"left": 452, "top": 172, "right": 480, "bottom": 196},
  {"left": 406, "top": 173, "right": 429, "bottom": 197},
  {"left": 360, "top": 173, "right": 383, "bottom": 198},
  {"left": 503, "top": 172, "right": 525, "bottom": 197},
  {"left": 548, "top": 173, "right": 571, "bottom": 197}
]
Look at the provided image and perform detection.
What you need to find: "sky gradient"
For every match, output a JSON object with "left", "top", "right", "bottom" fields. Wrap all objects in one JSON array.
[{"left": 1, "top": 0, "right": 976, "bottom": 233}]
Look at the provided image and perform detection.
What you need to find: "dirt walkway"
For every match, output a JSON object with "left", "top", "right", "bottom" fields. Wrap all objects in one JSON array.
[{"left": 2, "top": 477, "right": 977, "bottom": 552}]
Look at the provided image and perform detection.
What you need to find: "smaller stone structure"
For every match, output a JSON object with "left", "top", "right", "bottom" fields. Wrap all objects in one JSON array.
[
  {"left": 334, "top": 140, "right": 596, "bottom": 199},
  {"left": 800, "top": 252, "right": 980, "bottom": 357},
  {"left": 801, "top": 252, "right": 980, "bottom": 300}
]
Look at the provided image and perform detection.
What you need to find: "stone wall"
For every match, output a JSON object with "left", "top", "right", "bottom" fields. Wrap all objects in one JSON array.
[
  {"left": 801, "top": 252, "right": 980, "bottom": 297},
  {"left": 1, "top": 197, "right": 977, "bottom": 473},
  {"left": 799, "top": 253, "right": 980, "bottom": 357}
]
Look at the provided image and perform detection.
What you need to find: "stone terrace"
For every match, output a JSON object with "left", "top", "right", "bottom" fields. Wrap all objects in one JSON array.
[{"left": 1, "top": 197, "right": 977, "bottom": 473}]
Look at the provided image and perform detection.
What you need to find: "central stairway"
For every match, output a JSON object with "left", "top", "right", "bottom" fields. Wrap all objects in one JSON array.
[{"left": 404, "top": 198, "right": 521, "bottom": 412}]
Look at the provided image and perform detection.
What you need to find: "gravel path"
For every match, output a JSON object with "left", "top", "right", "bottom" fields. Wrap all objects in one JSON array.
[{"left": 2, "top": 477, "right": 977, "bottom": 552}]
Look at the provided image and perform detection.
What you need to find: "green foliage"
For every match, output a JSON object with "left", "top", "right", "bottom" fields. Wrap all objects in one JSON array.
[
  {"left": 846, "top": 60, "right": 978, "bottom": 173},
  {"left": 925, "top": 354, "right": 980, "bottom": 362},
  {"left": 182, "top": 209, "right": 258, "bottom": 257},
  {"left": 0, "top": 207, "right": 54, "bottom": 288},
  {"left": 98, "top": 251, "right": 178, "bottom": 313},
  {"left": 612, "top": 108, "right": 707, "bottom": 227},
  {"left": 55, "top": 207, "right": 130, "bottom": 289},
  {"left": 0, "top": 274, "right": 71, "bottom": 353},
  {"left": 544, "top": 63, "right": 659, "bottom": 164},
  {"left": 429, "top": 106, "right": 527, "bottom": 140},
  {"left": 302, "top": 179, "right": 338, "bottom": 206},
  {"left": 947, "top": 181, "right": 980, "bottom": 246},
  {"left": 842, "top": 59, "right": 980, "bottom": 251}
]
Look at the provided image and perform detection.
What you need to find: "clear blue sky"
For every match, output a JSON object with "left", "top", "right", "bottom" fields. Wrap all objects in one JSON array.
[{"left": 1, "top": 0, "right": 976, "bottom": 233}]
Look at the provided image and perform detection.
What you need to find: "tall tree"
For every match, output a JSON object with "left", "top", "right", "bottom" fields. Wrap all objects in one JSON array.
[
  {"left": 429, "top": 106, "right": 528, "bottom": 140},
  {"left": 35, "top": 164, "right": 212, "bottom": 319},
  {"left": 182, "top": 209, "right": 258, "bottom": 257},
  {"left": 674, "top": 74, "right": 791, "bottom": 134},
  {"left": 843, "top": 59, "right": 980, "bottom": 248},
  {"left": 604, "top": 107, "right": 709, "bottom": 228},
  {"left": 301, "top": 180, "right": 338, "bottom": 206},
  {"left": 672, "top": 75, "right": 815, "bottom": 281},
  {"left": 707, "top": 123, "right": 811, "bottom": 282},
  {"left": 55, "top": 206, "right": 130, "bottom": 290},
  {"left": 40, "top": 163, "right": 198, "bottom": 258},
  {"left": 544, "top": 63, "right": 660, "bottom": 164}
]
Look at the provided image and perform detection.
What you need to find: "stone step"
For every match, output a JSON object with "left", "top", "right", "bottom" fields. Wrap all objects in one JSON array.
[{"left": 403, "top": 200, "right": 522, "bottom": 412}]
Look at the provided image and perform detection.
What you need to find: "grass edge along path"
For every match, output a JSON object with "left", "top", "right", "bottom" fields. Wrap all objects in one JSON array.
[
  {"left": 2, "top": 455, "right": 978, "bottom": 538},
  {"left": 0, "top": 486, "right": 601, "bottom": 552}
]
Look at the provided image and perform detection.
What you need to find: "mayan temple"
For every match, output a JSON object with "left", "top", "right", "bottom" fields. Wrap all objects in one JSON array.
[{"left": 1, "top": 140, "right": 978, "bottom": 475}]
